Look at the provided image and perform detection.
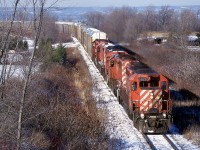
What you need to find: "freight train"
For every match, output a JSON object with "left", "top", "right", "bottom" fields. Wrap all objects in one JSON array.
[{"left": 55, "top": 22, "right": 173, "bottom": 134}]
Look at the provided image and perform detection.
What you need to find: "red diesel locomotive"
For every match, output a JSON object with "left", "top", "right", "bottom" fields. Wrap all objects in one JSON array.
[
  {"left": 94, "top": 39, "right": 172, "bottom": 133},
  {"left": 56, "top": 22, "right": 173, "bottom": 133}
]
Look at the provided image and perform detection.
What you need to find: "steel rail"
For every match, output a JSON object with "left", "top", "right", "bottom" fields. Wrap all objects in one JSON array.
[{"left": 163, "top": 134, "right": 179, "bottom": 150}]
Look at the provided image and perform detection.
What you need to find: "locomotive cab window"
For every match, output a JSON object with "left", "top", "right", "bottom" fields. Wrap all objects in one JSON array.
[
  {"left": 139, "top": 81, "right": 148, "bottom": 88},
  {"left": 161, "top": 81, "right": 167, "bottom": 90},
  {"left": 110, "top": 61, "right": 114, "bottom": 67},
  {"left": 132, "top": 82, "right": 137, "bottom": 91},
  {"left": 150, "top": 77, "right": 159, "bottom": 87}
]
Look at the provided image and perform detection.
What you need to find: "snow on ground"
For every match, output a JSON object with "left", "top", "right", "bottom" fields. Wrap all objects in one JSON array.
[
  {"left": 7, "top": 52, "right": 23, "bottom": 62},
  {"left": 167, "top": 125, "right": 200, "bottom": 150},
  {"left": 0, "top": 64, "right": 40, "bottom": 79},
  {"left": 5, "top": 38, "right": 78, "bottom": 80},
  {"left": 24, "top": 37, "right": 34, "bottom": 52},
  {"left": 188, "top": 46, "right": 200, "bottom": 52},
  {"left": 0, "top": 65, "right": 26, "bottom": 79},
  {"left": 0, "top": 39, "right": 40, "bottom": 79},
  {"left": 72, "top": 37, "right": 150, "bottom": 150},
  {"left": 187, "top": 35, "right": 198, "bottom": 41},
  {"left": 147, "top": 135, "right": 174, "bottom": 150},
  {"left": 52, "top": 42, "right": 77, "bottom": 49}
]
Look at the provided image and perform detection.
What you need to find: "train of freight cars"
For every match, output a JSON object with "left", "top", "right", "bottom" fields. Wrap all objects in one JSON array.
[{"left": 56, "top": 22, "right": 173, "bottom": 134}]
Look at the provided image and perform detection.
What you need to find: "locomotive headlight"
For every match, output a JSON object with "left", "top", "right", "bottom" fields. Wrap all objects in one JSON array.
[
  {"left": 163, "top": 113, "right": 166, "bottom": 118},
  {"left": 150, "top": 92, "right": 153, "bottom": 99},
  {"left": 140, "top": 113, "right": 145, "bottom": 119},
  {"left": 116, "top": 81, "right": 121, "bottom": 88}
]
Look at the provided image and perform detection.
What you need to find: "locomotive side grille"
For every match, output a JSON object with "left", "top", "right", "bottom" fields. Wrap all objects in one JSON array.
[{"left": 140, "top": 90, "right": 162, "bottom": 112}]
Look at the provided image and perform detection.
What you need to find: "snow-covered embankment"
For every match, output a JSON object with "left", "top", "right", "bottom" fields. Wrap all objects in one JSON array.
[{"left": 73, "top": 38, "right": 150, "bottom": 149}]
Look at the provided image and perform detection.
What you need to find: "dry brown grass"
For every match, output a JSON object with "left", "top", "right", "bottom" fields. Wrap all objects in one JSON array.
[
  {"left": 27, "top": 46, "right": 107, "bottom": 149},
  {"left": 0, "top": 45, "right": 108, "bottom": 149},
  {"left": 30, "top": 131, "right": 50, "bottom": 148},
  {"left": 184, "top": 123, "right": 200, "bottom": 145},
  {"left": 173, "top": 97, "right": 200, "bottom": 146}
]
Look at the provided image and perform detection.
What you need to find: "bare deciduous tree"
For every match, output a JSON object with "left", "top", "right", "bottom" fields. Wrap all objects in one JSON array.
[
  {"left": 40, "top": 13, "right": 57, "bottom": 42},
  {"left": 103, "top": 7, "right": 134, "bottom": 42},
  {"left": 194, "top": 6, "right": 200, "bottom": 31},
  {"left": 123, "top": 11, "right": 144, "bottom": 44},
  {"left": 0, "top": 0, "right": 20, "bottom": 99},
  {"left": 85, "top": 11, "right": 105, "bottom": 30},
  {"left": 157, "top": 6, "right": 174, "bottom": 31},
  {"left": 143, "top": 6, "right": 157, "bottom": 31},
  {"left": 17, "top": 0, "right": 46, "bottom": 149},
  {"left": 178, "top": 9, "right": 196, "bottom": 48}
]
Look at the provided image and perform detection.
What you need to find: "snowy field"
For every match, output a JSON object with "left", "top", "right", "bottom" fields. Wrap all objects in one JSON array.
[
  {"left": 0, "top": 65, "right": 26, "bottom": 79},
  {"left": 188, "top": 46, "right": 200, "bottom": 52},
  {"left": 0, "top": 38, "right": 40, "bottom": 79},
  {"left": 0, "top": 64, "right": 40, "bottom": 79}
]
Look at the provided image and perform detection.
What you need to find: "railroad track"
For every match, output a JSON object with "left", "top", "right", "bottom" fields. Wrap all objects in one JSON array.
[
  {"left": 163, "top": 134, "right": 179, "bottom": 150},
  {"left": 143, "top": 133, "right": 179, "bottom": 150},
  {"left": 142, "top": 134, "right": 157, "bottom": 150}
]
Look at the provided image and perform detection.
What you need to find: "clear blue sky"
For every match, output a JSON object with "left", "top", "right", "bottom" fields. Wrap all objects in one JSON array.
[{"left": 54, "top": 0, "right": 200, "bottom": 7}]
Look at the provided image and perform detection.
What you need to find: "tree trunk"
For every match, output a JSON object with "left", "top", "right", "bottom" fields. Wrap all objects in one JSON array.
[{"left": 16, "top": 1, "right": 45, "bottom": 149}]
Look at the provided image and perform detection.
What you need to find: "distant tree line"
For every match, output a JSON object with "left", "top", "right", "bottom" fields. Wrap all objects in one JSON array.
[{"left": 84, "top": 6, "right": 200, "bottom": 46}]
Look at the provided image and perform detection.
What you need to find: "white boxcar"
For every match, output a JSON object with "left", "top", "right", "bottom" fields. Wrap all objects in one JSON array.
[{"left": 86, "top": 28, "right": 107, "bottom": 57}]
